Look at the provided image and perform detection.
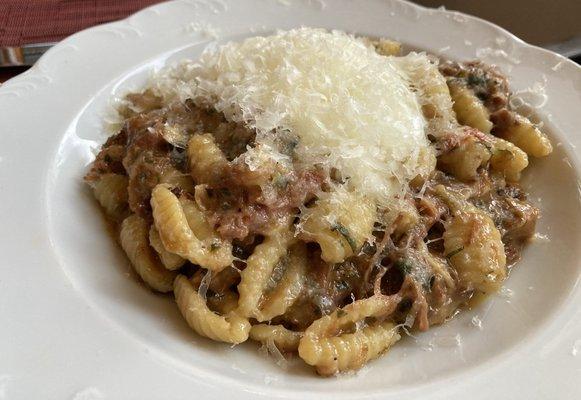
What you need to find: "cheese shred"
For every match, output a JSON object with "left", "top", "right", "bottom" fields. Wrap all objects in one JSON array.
[{"left": 151, "top": 28, "right": 434, "bottom": 205}]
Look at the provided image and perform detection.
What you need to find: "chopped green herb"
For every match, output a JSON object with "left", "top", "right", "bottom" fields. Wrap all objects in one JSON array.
[
  {"left": 476, "top": 91, "right": 489, "bottom": 102},
  {"left": 283, "top": 137, "right": 299, "bottom": 156},
  {"left": 272, "top": 173, "right": 289, "bottom": 189},
  {"left": 331, "top": 223, "right": 357, "bottom": 253},
  {"left": 138, "top": 172, "right": 148, "bottom": 183},
  {"left": 218, "top": 188, "right": 231, "bottom": 197},
  {"left": 394, "top": 259, "right": 413, "bottom": 275},
  {"left": 467, "top": 74, "right": 487, "bottom": 87},
  {"left": 103, "top": 154, "right": 112, "bottom": 163},
  {"left": 210, "top": 242, "right": 221, "bottom": 252},
  {"left": 446, "top": 247, "right": 464, "bottom": 259},
  {"left": 336, "top": 309, "right": 347, "bottom": 318},
  {"left": 335, "top": 280, "right": 349, "bottom": 291}
]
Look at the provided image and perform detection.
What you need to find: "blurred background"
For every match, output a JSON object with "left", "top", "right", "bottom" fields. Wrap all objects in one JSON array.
[
  {"left": 1, "top": 0, "right": 580, "bottom": 82},
  {"left": 415, "top": 0, "right": 581, "bottom": 48}
]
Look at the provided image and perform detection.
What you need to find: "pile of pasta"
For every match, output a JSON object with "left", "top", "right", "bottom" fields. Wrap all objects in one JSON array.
[{"left": 86, "top": 37, "right": 552, "bottom": 376}]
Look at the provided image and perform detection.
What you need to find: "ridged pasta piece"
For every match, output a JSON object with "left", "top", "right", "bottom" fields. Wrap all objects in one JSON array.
[
  {"left": 303, "top": 321, "right": 400, "bottom": 376},
  {"left": 179, "top": 196, "right": 214, "bottom": 240},
  {"left": 371, "top": 38, "right": 402, "bottom": 56},
  {"left": 299, "top": 190, "right": 376, "bottom": 263},
  {"left": 298, "top": 296, "right": 401, "bottom": 376},
  {"left": 174, "top": 275, "right": 250, "bottom": 344},
  {"left": 435, "top": 185, "right": 507, "bottom": 293},
  {"left": 491, "top": 111, "right": 552, "bottom": 157},
  {"left": 396, "top": 54, "right": 456, "bottom": 130},
  {"left": 187, "top": 134, "right": 229, "bottom": 184},
  {"left": 160, "top": 167, "right": 195, "bottom": 193},
  {"left": 448, "top": 80, "right": 493, "bottom": 133},
  {"left": 120, "top": 214, "right": 176, "bottom": 292},
  {"left": 302, "top": 296, "right": 400, "bottom": 338},
  {"left": 150, "top": 184, "right": 233, "bottom": 271},
  {"left": 250, "top": 324, "right": 302, "bottom": 352},
  {"left": 438, "top": 136, "right": 491, "bottom": 181},
  {"left": 93, "top": 173, "right": 129, "bottom": 220},
  {"left": 488, "top": 136, "right": 529, "bottom": 182},
  {"left": 148, "top": 225, "right": 185, "bottom": 270},
  {"left": 237, "top": 226, "right": 295, "bottom": 318},
  {"left": 256, "top": 243, "right": 308, "bottom": 322}
]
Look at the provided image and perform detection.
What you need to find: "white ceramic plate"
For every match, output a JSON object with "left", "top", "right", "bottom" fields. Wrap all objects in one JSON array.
[{"left": 1, "top": 1, "right": 580, "bottom": 398}]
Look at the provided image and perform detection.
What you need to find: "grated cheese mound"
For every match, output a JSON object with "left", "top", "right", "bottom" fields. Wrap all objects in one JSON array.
[
  {"left": 392, "top": 51, "right": 456, "bottom": 134},
  {"left": 153, "top": 28, "right": 434, "bottom": 205}
]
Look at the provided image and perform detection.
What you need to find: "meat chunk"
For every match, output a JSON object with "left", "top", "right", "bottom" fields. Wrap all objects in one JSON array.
[
  {"left": 199, "top": 167, "right": 326, "bottom": 240},
  {"left": 84, "top": 130, "right": 127, "bottom": 182},
  {"left": 440, "top": 60, "right": 510, "bottom": 113}
]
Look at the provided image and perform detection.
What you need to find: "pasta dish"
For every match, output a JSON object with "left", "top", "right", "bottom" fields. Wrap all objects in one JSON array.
[{"left": 85, "top": 28, "right": 552, "bottom": 375}]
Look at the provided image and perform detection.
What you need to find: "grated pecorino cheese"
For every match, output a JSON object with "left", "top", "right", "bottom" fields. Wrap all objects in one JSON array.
[{"left": 151, "top": 28, "right": 434, "bottom": 206}]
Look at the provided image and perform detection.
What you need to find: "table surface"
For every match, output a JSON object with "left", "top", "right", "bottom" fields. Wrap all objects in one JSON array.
[
  {"left": 0, "top": 66, "right": 29, "bottom": 83},
  {"left": 0, "top": 0, "right": 164, "bottom": 83},
  {"left": 0, "top": 0, "right": 163, "bottom": 46}
]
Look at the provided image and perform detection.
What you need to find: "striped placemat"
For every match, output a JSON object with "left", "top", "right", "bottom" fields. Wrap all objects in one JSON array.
[{"left": 0, "top": 0, "right": 163, "bottom": 46}]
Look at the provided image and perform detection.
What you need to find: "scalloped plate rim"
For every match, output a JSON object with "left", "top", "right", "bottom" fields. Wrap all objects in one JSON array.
[{"left": 1, "top": 1, "right": 580, "bottom": 399}]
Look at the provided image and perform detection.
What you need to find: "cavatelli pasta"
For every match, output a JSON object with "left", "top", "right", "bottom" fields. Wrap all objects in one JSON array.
[
  {"left": 395, "top": 53, "right": 457, "bottom": 130},
  {"left": 491, "top": 110, "right": 552, "bottom": 157},
  {"left": 438, "top": 136, "right": 491, "bottom": 181},
  {"left": 187, "top": 134, "right": 229, "bottom": 184},
  {"left": 250, "top": 324, "right": 302, "bottom": 352},
  {"left": 300, "top": 321, "right": 400, "bottom": 376},
  {"left": 120, "top": 214, "right": 176, "bottom": 292},
  {"left": 256, "top": 243, "right": 307, "bottom": 322},
  {"left": 93, "top": 173, "right": 129, "bottom": 220},
  {"left": 237, "top": 226, "right": 295, "bottom": 318},
  {"left": 298, "top": 296, "right": 402, "bottom": 375},
  {"left": 299, "top": 190, "right": 375, "bottom": 263},
  {"left": 488, "top": 136, "right": 529, "bottom": 182},
  {"left": 150, "top": 184, "right": 233, "bottom": 271},
  {"left": 148, "top": 225, "right": 185, "bottom": 271},
  {"left": 435, "top": 185, "right": 507, "bottom": 293},
  {"left": 370, "top": 38, "right": 402, "bottom": 56},
  {"left": 179, "top": 195, "right": 215, "bottom": 240},
  {"left": 174, "top": 275, "right": 250, "bottom": 344},
  {"left": 448, "top": 80, "right": 493, "bottom": 133}
]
